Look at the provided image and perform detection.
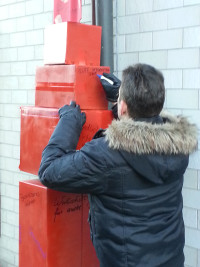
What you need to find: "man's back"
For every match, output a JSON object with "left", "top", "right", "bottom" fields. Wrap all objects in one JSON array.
[
  {"left": 39, "top": 111, "right": 196, "bottom": 266},
  {"left": 87, "top": 114, "right": 189, "bottom": 267}
]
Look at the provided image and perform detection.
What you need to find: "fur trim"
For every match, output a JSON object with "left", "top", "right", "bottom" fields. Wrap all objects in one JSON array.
[{"left": 105, "top": 112, "right": 198, "bottom": 155}]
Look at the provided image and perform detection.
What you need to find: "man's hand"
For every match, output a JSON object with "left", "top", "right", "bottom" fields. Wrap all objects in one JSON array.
[
  {"left": 100, "top": 73, "right": 121, "bottom": 102},
  {"left": 59, "top": 101, "right": 86, "bottom": 127}
]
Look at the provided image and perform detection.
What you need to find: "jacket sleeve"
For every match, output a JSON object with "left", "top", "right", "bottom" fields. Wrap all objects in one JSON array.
[{"left": 38, "top": 110, "right": 109, "bottom": 194}]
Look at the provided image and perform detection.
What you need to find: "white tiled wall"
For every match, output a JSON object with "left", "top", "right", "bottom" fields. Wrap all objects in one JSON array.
[
  {"left": 115, "top": 3, "right": 200, "bottom": 266},
  {"left": 0, "top": 0, "right": 199, "bottom": 266},
  {"left": 0, "top": 0, "right": 51, "bottom": 265}
]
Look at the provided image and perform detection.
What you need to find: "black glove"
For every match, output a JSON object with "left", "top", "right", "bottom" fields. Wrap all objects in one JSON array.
[
  {"left": 92, "top": 129, "right": 105, "bottom": 139},
  {"left": 58, "top": 101, "right": 86, "bottom": 127},
  {"left": 100, "top": 73, "right": 121, "bottom": 102}
]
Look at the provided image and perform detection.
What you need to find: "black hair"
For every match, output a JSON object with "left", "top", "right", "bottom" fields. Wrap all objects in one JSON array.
[{"left": 120, "top": 63, "right": 165, "bottom": 118}]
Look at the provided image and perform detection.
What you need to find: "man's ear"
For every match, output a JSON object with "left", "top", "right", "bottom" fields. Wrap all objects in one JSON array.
[{"left": 119, "top": 100, "right": 128, "bottom": 116}]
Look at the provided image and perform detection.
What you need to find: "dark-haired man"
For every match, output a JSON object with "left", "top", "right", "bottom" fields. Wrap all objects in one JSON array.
[{"left": 39, "top": 63, "right": 197, "bottom": 267}]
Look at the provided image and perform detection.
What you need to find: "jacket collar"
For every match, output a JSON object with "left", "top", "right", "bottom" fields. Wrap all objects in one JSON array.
[
  {"left": 134, "top": 115, "right": 164, "bottom": 124},
  {"left": 105, "top": 111, "right": 198, "bottom": 155}
]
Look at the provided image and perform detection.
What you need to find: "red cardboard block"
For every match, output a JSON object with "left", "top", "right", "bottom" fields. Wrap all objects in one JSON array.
[
  {"left": 35, "top": 65, "right": 109, "bottom": 110},
  {"left": 19, "top": 179, "right": 99, "bottom": 267},
  {"left": 44, "top": 22, "right": 101, "bottom": 66},
  {"left": 54, "top": 0, "right": 82, "bottom": 24},
  {"left": 19, "top": 106, "right": 113, "bottom": 175}
]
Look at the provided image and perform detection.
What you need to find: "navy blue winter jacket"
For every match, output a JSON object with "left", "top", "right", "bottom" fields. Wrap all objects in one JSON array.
[{"left": 38, "top": 106, "right": 197, "bottom": 267}]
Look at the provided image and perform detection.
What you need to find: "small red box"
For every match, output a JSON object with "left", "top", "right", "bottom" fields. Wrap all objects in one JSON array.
[
  {"left": 19, "top": 106, "right": 113, "bottom": 175},
  {"left": 19, "top": 179, "right": 99, "bottom": 267},
  {"left": 35, "top": 65, "right": 109, "bottom": 110},
  {"left": 44, "top": 22, "right": 101, "bottom": 66},
  {"left": 54, "top": 0, "right": 82, "bottom": 24}
]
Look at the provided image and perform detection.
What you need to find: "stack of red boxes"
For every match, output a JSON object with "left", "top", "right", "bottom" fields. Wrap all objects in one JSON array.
[{"left": 19, "top": 15, "right": 113, "bottom": 267}]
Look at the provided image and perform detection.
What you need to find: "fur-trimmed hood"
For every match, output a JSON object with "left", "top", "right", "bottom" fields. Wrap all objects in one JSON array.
[{"left": 105, "top": 111, "right": 198, "bottom": 155}]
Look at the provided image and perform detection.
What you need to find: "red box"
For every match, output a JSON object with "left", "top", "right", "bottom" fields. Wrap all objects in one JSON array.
[
  {"left": 35, "top": 65, "right": 109, "bottom": 110},
  {"left": 19, "top": 179, "right": 99, "bottom": 267},
  {"left": 44, "top": 22, "right": 101, "bottom": 66},
  {"left": 19, "top": 106, "right": 113, "bottom": 175},
  {"left": 54, "top": 0, "right": 82, "bottom": 24}
]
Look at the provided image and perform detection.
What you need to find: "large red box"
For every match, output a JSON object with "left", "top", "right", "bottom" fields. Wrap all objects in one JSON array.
[
  {"left": 35, "top": 65, "right": 109, "bottom": 109},
  {"left": 44, "top": 22, "right": 101, "bottom": 66},
  {"left": 19, "top": 106, "right": 113, "bottom": 175},
  {"left": 19, "top": 179, "right": 99, "bottom": 267}
]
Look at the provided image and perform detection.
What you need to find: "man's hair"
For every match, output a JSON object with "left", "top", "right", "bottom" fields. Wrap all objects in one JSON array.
[{"left": 120, "top": 63, "right": 165, "bottom": 118}]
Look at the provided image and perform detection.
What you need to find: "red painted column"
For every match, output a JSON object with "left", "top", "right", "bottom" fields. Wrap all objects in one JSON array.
[{"left": 19, "top": 5, "right": 113, "bottom": 267}]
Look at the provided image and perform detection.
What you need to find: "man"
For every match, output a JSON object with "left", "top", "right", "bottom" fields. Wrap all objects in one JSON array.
[{"left": 39, "top": 63, "right": 197, "bottom": 267}]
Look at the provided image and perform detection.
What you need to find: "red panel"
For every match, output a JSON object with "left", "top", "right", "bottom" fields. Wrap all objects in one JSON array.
[
  {"left": 35, "top": 90, "right": 75, "bottom": 110},
  {"left": 19, "top": 180, "right": 47, "bottom": 267},
  {"left": 19, "top": 106, "right": 113, "bottom": 175},
  {"left": 35, "top": 65, "right": 109, "bottom": 110},
  {"left": 44, "top": 22, "right": 101, "bottom": 66},
  {"left": 36, "top": 65, "right": 76, "bottom": 84},
  {"left": 47, "top": 189, "right": 82, "bottom": 267},
  {"left": 19, "top": 180, "right": 82, "bottom": 267},
  {"left": 54, "top": 0, "right": 82, "bottom": 24},
  {"left": 19, "top": 107, "right": 58, "bottom": 175}
]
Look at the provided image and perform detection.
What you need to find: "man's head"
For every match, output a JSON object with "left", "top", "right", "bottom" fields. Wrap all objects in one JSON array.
[{"left": 118, "top": 63, "right": 165, "bottom": 119}]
